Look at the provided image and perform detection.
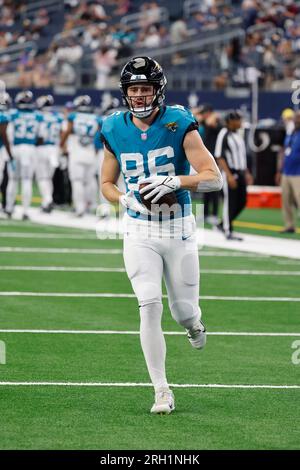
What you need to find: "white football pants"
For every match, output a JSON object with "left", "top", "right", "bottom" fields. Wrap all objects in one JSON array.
[
  {"left": 6, "top": 144, "right": 36, "bottom": 215},
  {"left": 35, "top": 145, "right": 58, "bottom": 208},
  {"left": 69, "top": 159, "right": 97, "bottom": 215},
  {"left": 123, "top": 228, "right": 201, "bottom": 391}
]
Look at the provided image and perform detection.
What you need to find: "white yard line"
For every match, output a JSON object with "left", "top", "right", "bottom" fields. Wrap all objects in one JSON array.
[
  {"left": 3, "top": 207, "right": 300, "bottom": 259},
  {"left": 0, "top": 247, "right": 268, "bottom": 257},
  {"left": 0, "top": 329, "right": 298, "bottom": 337},
  {"left": 0, "top": 266, "right": 299, "bottom": 275},
  {"left": 0, "top": 232, "right": 97, "bottom": 240},
  {"left": 0, "top": 247, "right": 123, "bottom": 254},
  {"left": 0, "top": 266, "right": 126, "bottom": 272},
  {"left": 0, "top": 381, "right": 298, "bottom": 389},
  {"left": 0, "top": 292, "right": 299, "bottom": 301}
]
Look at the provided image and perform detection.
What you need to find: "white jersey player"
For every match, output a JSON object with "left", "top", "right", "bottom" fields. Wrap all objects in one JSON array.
[
  {"left": 60, "top": 95, "right": 102, "bottom": 217},
  {"left": 6, "top": 90, "right": 42, "bottom": 220},
  {"left": 35, "top": 95, "right": 64, "bottom": 212},
  {"left": 101, "top": 57, "right": 223, "bottom": 414}
]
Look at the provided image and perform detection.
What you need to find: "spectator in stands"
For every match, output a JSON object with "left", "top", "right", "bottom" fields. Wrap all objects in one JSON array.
[
  {"left": 112, "top": 0, "right": 131, "bottom": 17},
  {"left": 262, "top": 41, "right": 277, "bottom": 88},
  {"left": 94, "top": 45, "right": 117, "bottom": 89},
  {"left": 170, "top": 18, "right": 188, "bottom": 44},
  {"left": 139, "top": 25, "right": 161, "bottom": 49},
  {"left": 158, "top": 25, "right": 169, "bottom": 47},
  {"left": 139, "top": 2, "right": 161, "bottom": 29},
  {"left": 277, "top": 110, "right": 300, "bottom": 233}
]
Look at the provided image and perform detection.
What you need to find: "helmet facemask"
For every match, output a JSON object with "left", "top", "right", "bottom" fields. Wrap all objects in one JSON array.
[
  {"left": 124, "top": 82, "right": 165, "bottom": 118},
  {"left": 119, "top": 57, "right": 167, "bottom": 118}
]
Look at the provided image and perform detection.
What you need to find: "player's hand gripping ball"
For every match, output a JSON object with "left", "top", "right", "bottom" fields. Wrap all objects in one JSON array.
[{"left": 139, "top": 176, "right": 180, "bottom": 214}]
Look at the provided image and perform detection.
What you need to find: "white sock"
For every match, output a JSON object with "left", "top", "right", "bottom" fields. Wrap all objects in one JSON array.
[
  {"left": 139, "top": 301, "right": 169, "bottom": 392},
  {"left": 38, "top": 179, "right": 53, "bottom": 207},
  {"left": 6, "top": 178, "right": 18, "bottom": 212},
  {"left": 21, "top": 179, "right": 32, "bottom": 214}
]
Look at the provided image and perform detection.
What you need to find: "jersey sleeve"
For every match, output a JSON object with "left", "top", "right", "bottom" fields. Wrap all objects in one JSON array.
[
  {"left": 35, "top": 111, "right": 44, "bottom": 123},
  {"left": 100, "top": 114, "right": 117, "bottom": 156},
  {"left": 0, "top": 113, "right": 9, "bottom": 124},
  {"left": 9, "top": 109, "right": 18, "bottom": 121},
  {"left": 68, "top": 112, "right": 76, "bottom": 123}
]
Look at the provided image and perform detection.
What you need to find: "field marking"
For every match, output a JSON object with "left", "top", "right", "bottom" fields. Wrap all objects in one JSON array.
[
  {"left": 233, "top": 220, "right": 300, "bottom": 234},
  {"left": 0, "top": 266, "right": 126, "bottom": 272},
  {"left": 0, "top": 292, "right": 299, "bottom": 302},
  {"left": 0, "top": 329, "right": 299, "bottom": 337},
  {"left": 0, "top": 232, "right": 97, "bottom": 240},
  {"left": 0, "top": 381, "right": 299, "bottom": 389},
  {"left": 276, "top": 260, "right": 300, "bottom": 266},
  {"left": 0, "top": 247, "right": 123, "bottom": 254},
  {"left": 0, "top": 246, "right": 268, "bottom": 258},
  {"left": 0, "top": 265, "right": 299, "bottom": 276}
]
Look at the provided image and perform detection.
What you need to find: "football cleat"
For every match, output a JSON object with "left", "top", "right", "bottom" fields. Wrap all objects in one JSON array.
[
  {"left": 186, "top": 319, "right": 206, "bottom": 350},
  {"left": 151, "top": 388, "right": 175, "bottom": 415}
]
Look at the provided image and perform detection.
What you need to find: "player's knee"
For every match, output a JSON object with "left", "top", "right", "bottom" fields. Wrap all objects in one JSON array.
[
  {"left": 130, "top": 275, "right": 162, "bottom": 307},
  {"left": 139, "top": 299, "right": 163, "bottom": 325},
  {"left": 169, "top": 299, "right": 199, "bottom": 328}
]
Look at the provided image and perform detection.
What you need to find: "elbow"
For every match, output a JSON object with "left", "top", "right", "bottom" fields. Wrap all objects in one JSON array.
[
  {"left": 214, "top": 172, "right": 223, "bottom": 191},
  {"left": 195, "top": 171, "right": 223, "bottom": 193}
]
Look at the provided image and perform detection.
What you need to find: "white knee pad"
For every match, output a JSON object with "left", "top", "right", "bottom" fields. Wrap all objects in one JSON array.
[
  {"left": 169, "top": 300, "right": 200, "bottom": 329},
  {"left": 131, "top": 277, "right": 162, "bottom": 307}
]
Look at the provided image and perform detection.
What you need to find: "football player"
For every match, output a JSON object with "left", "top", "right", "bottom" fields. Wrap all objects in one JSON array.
[
  {"left": 60, "top": 95, "right": 102, "bottom": 217},
  {"left": 0, "top": 92, "right": 14, "bottom": 215},
  {"left": 6, "top": 90, "right": 42, "bottom": 220},
  {"left": 101, "top": 57, "right": 223, "bottom": 414},
  {"left": 35, "top": 95, "right": 64, "bottom": 213}
]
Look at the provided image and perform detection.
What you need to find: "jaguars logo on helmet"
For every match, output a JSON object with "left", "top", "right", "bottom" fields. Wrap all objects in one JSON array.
[{"left": 119, "top": 56, "right": 167, "bottom": 118}]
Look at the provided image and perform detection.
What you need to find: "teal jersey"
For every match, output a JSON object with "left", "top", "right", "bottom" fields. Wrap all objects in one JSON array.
[
  {"left": 68, "top": 112, "right": 102, "bottom": 148},
  {"left": 94, "top": 114, "right": 105, "bottom": 151},
  {"left": 39, "top": 111, "right": 64, "bottom": 145},
  {"left": 101, "top": 105, "right": 198, "bottom": 219},
  {"left": 0, "top": 111, "right": 9, "bottom": 149},
  {"left": 10, "top": 109, "right": 43, "bottom": 145}
]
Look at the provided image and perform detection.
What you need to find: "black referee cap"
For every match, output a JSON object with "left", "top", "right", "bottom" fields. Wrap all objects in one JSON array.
[{"left": 225, "top": 109, "right": 242, "bottom": 122}]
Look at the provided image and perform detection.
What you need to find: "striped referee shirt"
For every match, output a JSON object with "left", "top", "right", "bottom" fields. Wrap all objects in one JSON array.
[{"left": 214, "top": 127, "right": 247, "bottom": 171}]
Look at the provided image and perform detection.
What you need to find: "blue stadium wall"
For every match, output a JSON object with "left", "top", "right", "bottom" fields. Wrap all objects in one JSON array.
[{"left": 7, "top": 89, "right": 297, "bottom": 120}]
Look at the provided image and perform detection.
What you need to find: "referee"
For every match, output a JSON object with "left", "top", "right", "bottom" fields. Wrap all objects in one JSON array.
[{"left": 214, "top": 110, "right": 253, "bottom": 240}]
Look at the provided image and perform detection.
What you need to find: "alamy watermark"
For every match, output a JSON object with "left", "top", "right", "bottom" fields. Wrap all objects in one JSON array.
[
  {"left": 291, "top": 340, "right": 300, "bottom": 365},
  {"left": 291, "top": 81, "right": 300, "bottom": 105},
  {"left": 0, "top": 340, "right": 6, "bottom": 365},
  {"left": 96, "top": 202, "right": 205, "bottom": 248}
]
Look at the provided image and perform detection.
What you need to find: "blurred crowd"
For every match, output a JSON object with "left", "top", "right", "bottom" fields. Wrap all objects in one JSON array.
[{"left": 0, "top": 0, "right": 300, "bottom": 90}]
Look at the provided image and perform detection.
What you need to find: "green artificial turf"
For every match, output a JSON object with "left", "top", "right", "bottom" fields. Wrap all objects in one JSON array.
[{"left": 0, "top": 221, "right": 299, "bottom": 450}]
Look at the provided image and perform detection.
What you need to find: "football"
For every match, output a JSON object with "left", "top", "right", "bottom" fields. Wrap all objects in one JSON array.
[{"left": 139, "top": 182, "right": 177, "bottom": 213}]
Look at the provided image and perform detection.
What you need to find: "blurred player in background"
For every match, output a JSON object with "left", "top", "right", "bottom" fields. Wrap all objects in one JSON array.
[
  {"left": 0, "top": 92, "right": 14, "bottom": 215},
  {"left": 6, "top": 90, "right": 42, "bottom": 220},
  {"left": 35, "top": 94, "right": 64, "bottom": 213},
  {"left": 60, "top": 95, "right": 102, "bottom": 217},
  {"left": 101, "top": 56, "right": 222, "bottom": 414},
  {"left": 215, "top": 110, "right": 253, "bottom": 240},
  {"left": 196, "top": 103, "right": 222, "bottom": 225}
]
